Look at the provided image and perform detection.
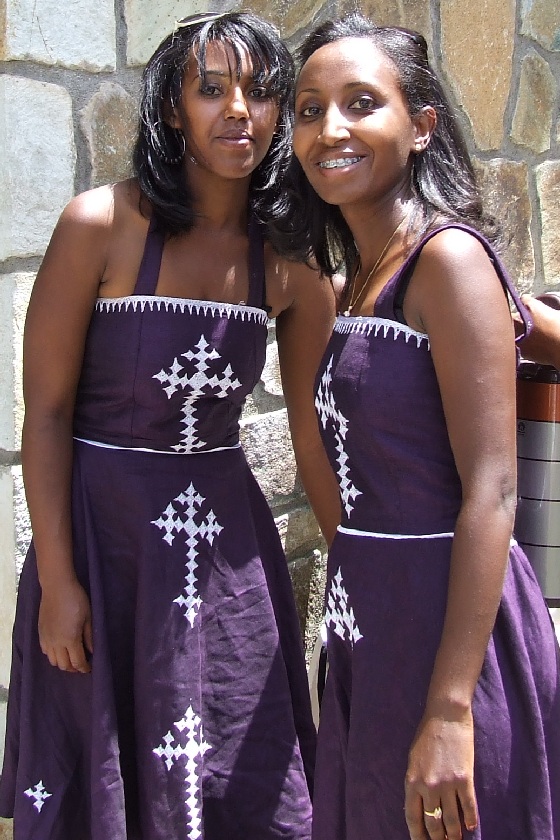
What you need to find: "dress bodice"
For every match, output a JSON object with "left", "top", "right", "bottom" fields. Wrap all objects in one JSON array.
[
  {"left": 315, "top": 224, "right": 530, "bottom": 534},
  {"left": 73, "top": 218, "right": 269, "bottom": 453}
]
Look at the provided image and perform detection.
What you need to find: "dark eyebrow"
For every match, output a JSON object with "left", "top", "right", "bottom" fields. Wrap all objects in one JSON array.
[
  {"left": 296, "top": 81, "right": 377, "bottom": 97},
  {"left": 199, "top": 69, "right": 230, "bottom": 78},
  {"left": 345, "top": 81, "right": 376, "bottom": 89},
  {"left": 198, "top": 67, "right": 263, "bottom": 83}
]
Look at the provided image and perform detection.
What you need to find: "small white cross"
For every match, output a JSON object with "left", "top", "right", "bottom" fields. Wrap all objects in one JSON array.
[{"left": 24, "top": 780, "right": 52, "bottom": 813}]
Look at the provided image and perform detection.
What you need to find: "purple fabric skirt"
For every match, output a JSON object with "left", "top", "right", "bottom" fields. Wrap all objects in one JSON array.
[
  {"left": 312, "top": 530, "right": 560, "bottom": 840},
  {"left": 0, "top": 440, "right": 315, "bottom": 840}
]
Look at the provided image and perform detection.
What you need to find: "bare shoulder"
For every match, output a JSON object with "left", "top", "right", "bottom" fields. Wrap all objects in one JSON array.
[
  {"left": 405, "top": 226, "right": 508, "bottom": 334},
  {"left": 60, "top": 183, "right": 114, "bottom": 229},
  {"left": 57, "top": 179, "right": 142, "bottom": 235},
  {"left": 264, "top": 245, "right": 321, "bottom": 286},
  {"left": 412, "top": 226, "right": 500, "bottom": 302},
  {"left": 416, "top": 226, "right": 492, "bottom": 277},
  {"left": 43, "top": 179, "right": 147, "bottom": 280},
  {"left": 46, "top": 186, "right": 116, "bottom": 273},
  {"left": 264, "top": 245, "right": 335, "bottom": 318}
]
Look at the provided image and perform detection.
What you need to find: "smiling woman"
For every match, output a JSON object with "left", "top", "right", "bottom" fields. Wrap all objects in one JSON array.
[
  {"left": 293, "top": 37, "right": 428, "bottom": 225},
  {"left": 0, "top": 12, "right": 340, "bottom": 840},
  {"left": 273, "top": 12, "right": 560, "bottom": 840}
]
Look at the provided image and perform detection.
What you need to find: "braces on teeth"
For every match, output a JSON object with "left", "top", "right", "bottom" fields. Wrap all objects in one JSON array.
[{"left": 320, "top": 157, "right": 361, "bottom": 168}]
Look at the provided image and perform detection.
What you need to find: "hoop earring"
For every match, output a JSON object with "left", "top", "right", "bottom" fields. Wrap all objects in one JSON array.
[
  {"left": 160, "top": 129, "right": 185, "bottom": 166},
  {"left": 410, "top": 157, "right": 421, "bottom": 196}
]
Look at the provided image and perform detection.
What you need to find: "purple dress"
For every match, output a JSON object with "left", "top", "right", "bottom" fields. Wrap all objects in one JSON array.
[
  {"left": 312, "top": 225, "right": 560, "bottom": 840},
  {"left": 0, "top": 219, "right": 316, "bottom": 840}
]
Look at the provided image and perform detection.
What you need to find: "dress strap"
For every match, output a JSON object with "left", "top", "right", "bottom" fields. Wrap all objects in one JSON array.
[
  {"left": 133, "top": 215, "right": 165, "bottom": 296},
  {"left": 383, "top": 223, "right": 532, "bottom": 342},
  {"left": 133, "top": 213, "right": 269, "bottom": 308},
  {"left": 247, "top": 216, "right": 270, "bottom": 312}
]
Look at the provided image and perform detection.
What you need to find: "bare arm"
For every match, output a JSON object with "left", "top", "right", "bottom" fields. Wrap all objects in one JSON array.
[
  {"left": 516, "top": 294, "right": 560, "bottom": 370},
  {"left": 275, "top": 259, "right": 341, "bottom": 547},
  {"left": 402, "top": 230, "right": 517, "bottom": 840},
  {"left": 23, "top": 188, "right": 113, "bottom": 673}
]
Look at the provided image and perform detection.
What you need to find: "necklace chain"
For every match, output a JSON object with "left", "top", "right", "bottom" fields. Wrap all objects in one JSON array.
[{"left": 343, "top": 215, "right": 408, "bottom": 316}]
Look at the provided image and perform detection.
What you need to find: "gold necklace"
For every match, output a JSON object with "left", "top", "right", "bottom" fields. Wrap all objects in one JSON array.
[{"left": 343, "top": 215, "right": 408, "bottom": 316}]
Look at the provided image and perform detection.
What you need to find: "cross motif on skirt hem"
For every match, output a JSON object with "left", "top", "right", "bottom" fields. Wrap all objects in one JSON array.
[{"left": 154, "top": 706, "right": 211, "bottom": 840}]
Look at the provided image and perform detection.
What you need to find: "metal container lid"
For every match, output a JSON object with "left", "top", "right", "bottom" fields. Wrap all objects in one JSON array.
[{"left": 518, "top": 360, "right": 560, "bottom": 384}]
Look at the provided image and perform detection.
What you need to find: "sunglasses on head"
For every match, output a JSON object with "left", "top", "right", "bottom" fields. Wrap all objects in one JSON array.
[{"left": 173, "top": 12, "right": 223, "bottom": 33}]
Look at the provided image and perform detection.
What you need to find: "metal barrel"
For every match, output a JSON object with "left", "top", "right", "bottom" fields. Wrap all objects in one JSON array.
[{"left": 515, "top": 361, "right": 560, "bottom": 602}]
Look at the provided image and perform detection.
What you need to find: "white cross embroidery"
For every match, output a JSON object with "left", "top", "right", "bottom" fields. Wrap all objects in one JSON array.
[
  {"left": 152, "top": 484, "right": 223, "bottom": 626},
  {"left": 153, "top": 335, "right": 241, "bottom": 452},
  {"left": 324, "top": 567, "right": 363, "bottom": 646},
  {"left": 24, "top": 780, "right": 52, "bottom": 813},
  {"left": 315, "top": 356, "right": 362, "bottom": 517},
  {"left": 154, "top": 706, "right": 211, "bottom": 840}
]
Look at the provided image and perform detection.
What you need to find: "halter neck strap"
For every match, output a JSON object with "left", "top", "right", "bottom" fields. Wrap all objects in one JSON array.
[
  {"left": 133, "top": 215, "right": 165, "bottom": 296},
  {"left": 132, "top": 214, "right": 268, "bottom": 311},
  {"left": 246, "top": 216, "right": 268, "bottom": 311}
]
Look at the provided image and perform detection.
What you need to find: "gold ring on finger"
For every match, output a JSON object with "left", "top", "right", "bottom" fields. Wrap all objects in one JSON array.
[{"left": 423, "top": 806, "right": 443, "bottom": 820}]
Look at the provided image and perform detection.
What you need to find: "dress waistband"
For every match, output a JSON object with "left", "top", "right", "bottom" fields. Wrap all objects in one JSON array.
[
  {"left": 338, "top": 525, "right": 453, "bottom": 540},
  {"left": 74, "top": 437, "right": 241, "bottom": 456},
  {"left": 338, "top": 524, "right": 518, "bottom": 547}
]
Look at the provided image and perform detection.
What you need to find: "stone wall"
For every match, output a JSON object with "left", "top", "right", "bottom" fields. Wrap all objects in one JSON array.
[{"left": 0, "top": 0, "right": 559, "bottom": 834}]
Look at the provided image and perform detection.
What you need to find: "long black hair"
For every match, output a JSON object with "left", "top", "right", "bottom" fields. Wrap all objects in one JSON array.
[
  {"left": 133, "top": 12, "right": 294, "bottom": 235},
  {"left": 272, "top": 13, "right": 498, "bottom": 276}
]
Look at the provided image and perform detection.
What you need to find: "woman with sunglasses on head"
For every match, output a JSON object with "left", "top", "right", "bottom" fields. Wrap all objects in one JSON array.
[
  {"left": 0, "top": 13, "right": 339, "bottom": 839},
  {"left": 275, "top": 12, "right": 560, "bottom": 840}
]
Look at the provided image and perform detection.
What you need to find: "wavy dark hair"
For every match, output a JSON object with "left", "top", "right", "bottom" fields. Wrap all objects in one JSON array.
[
  {"left": 133, "top": 12, "right": 294, "bottom": 235},
  {"left": 271, "top": 13, "right": 498, "bottom": 276}
]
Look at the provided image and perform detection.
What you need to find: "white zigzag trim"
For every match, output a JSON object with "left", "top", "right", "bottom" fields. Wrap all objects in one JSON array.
[
  {"left": 96, "top": 296, "right": 269, "bottom": 324},
  {"left": 335, "top": 315, "right": 429, "bottom": 348},
  {"left": 324, "top": 567, "right": 363, "bottom": 646},
  {"left": 315, "top": 356, "right": 362, "bottom": 517}
]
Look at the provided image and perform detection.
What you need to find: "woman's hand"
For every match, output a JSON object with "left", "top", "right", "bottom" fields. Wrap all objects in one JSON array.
[
  {"left": 516, "top": 294, "right": 560, "bottom": 369},
  {"left": 38, "top": 578, "right": 93, "bottom": 673},
  {"left": 404, "top": 709, "right": 477, "bottom": 840}
]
